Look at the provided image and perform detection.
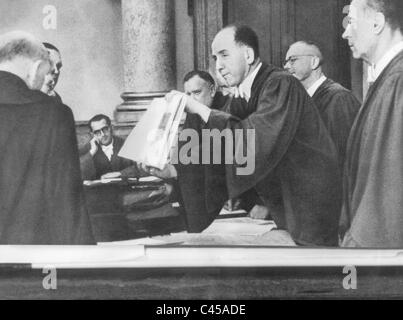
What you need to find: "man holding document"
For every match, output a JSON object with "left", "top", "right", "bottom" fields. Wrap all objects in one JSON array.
[{"left": 140, "top": 25, "right": 342, "bottom": 247}]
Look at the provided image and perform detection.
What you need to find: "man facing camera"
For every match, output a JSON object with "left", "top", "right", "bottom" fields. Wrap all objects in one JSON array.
[
  {"left": 80, "top": 114, "right": 142, "bottom": 180},
  {"left": 0, "top": 31, "right": 94, "bottom": 244},
  {"left": 41, "top": 42, "right": 63, "bottom": 102}
]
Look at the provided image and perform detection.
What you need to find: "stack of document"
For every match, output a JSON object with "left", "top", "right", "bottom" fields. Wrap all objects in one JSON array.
[{"left": 119, "top": 94, "right": 186, "bottom": 169}]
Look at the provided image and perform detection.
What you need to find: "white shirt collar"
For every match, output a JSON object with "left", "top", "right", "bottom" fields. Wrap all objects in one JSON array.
[
  {"left": 368, "top": 41, "right": 403, "bottom": 82},
  {"left": 238, "top": 62, "right": 262, "bottom": 102},
  {"left": 307, "top": 75, "right": 327, "bottom": 97},
  {"left": 101, "top": 140, "right": 114, "bottom": 161}
]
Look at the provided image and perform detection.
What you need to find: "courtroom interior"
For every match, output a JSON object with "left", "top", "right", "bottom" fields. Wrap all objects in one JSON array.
[{"left": 1, "top": 0, "right": 403, "bottom": 258}]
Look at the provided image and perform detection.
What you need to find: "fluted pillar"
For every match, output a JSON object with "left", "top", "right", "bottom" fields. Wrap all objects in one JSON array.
[{"left": 116, "top": 0, "right": 176, "bottom": 123}]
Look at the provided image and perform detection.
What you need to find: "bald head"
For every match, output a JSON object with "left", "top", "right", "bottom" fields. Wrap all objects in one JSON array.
[
  {"left": 212, "top": 25, "right": 261, "bottom": 87},
  {"left": 0, "top": 31, "right": 51, "bottom": 90},
  {"left": 284, "top": 40, "right": 325, "bottom": 89}
]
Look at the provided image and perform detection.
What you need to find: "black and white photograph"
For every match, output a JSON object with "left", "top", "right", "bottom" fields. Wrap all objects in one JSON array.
[{"left": 0, "top": 0, "right": 403, "bottom": 302}]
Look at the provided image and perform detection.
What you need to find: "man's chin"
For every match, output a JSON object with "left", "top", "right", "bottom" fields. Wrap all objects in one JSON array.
[{"left": 101, "top": 139, "right": 113, "bottom": 146}]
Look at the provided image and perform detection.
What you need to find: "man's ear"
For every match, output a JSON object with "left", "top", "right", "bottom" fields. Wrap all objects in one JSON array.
[
  {"left": 210, "top": 84, "right": 217, "bottom": 97},
  {"left": 311, "top": 56, "right": 321, "bottom": 70},
  {"left": 27, "top": 60, "right": 49, "bottom": 90},
  {"left": 373, "top": 12, "right": 386, "bottom": 35},
  {"left": 244, "top": 46, "right": 255, "bottom": 65}
]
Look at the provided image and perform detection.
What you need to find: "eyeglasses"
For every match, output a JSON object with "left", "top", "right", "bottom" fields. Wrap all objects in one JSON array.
[
  {"left": 284, "top": 55, "right": 315, "bottom": 67},
  {"left": 92, "top": 126, "right": 110, "bottom": 136}
]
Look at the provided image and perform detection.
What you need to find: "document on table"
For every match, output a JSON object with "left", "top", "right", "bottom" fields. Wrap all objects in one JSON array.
[
  {"left": 202, "top": 217, "right": 277, "bottom": 236},
  {"left": 118, "top": 94, "right": 186, "bottom": 169}
]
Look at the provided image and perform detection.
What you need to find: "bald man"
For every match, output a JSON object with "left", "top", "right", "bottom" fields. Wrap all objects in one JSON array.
[
  {"left": 285, "top": 41, "right": 361, "bottom": 167},
  {"left": 0, "top": 31, "right": 94, "bottom": 244}
]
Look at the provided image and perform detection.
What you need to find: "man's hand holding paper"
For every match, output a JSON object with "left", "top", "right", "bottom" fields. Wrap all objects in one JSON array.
[{"left": 166, "top": 90, "right": 212, "bottom": 123}]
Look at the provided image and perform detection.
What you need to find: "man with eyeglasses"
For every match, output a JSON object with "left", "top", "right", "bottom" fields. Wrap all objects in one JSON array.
[
  {"left": 284, "top": 41, "right": 360, "bottom": 168},
  {"left": 80, "top": 114, "right": 141, "bottom": 180}
]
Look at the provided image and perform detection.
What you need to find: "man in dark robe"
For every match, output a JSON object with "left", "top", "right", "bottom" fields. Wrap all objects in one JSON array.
[
  {"left": 153, "top": 26, "right": 342, "bottom": 246},
  {"left": 341, "top": 0, "right": 403, "bottom": 247},
  {"left": 285, "top": 41, "right": 361, "bottom": 168},
  {"left": 0, "top": 31, "right": 94, "bottom": 244}
]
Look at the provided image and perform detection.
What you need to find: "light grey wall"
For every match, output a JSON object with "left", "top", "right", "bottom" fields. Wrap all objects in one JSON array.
[{"left": 0, "top": 0, "right": 194, "bottom": 121}]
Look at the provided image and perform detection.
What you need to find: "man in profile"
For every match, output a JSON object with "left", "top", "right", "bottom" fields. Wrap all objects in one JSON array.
[
  {"left": 284, "top": 41, "right": 361, "bottom": 167},
  {"left": 41, "top": 42, "right": 63, "bottom": 102},
  {"left": 341, "top": 0, "right": 403, "bottom": 247},
  {"left": 0, "top": 31, "right": 94, "bottom": 244},
  {"left": 151, "top": 26, "right": 342, "bottom": 246}
]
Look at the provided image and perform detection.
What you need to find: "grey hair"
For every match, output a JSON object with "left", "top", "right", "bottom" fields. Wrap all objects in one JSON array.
[{"left": 0, "top": 31, "right": 49, "bottom": 64}]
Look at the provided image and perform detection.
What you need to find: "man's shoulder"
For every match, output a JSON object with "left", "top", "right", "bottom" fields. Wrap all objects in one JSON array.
[
  {"left": 113, "top": 135, "right": 126, "bottom": 151},
  {"left": 316, "top": 78, "right": 358, "bottom": 102},
  {"left": 257, "top": 63, "right": 301, "bottom": 90}
]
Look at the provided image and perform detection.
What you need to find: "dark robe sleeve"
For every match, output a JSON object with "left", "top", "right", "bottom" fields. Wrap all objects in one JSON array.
[
  {"left": 319, "top": 91, "right": 360, "bottom": 168},
  {"left": 175, "top": 113, "right": 228, "bottom": 232},
  {"left": 80, "top": 149, "right": 97, "bottom": 180},
  {"left": 207, "top": 75, "right": 304, "bottom": 199},
  {"left": 45, "top": 105, "right": 95, "bottom": 244}
]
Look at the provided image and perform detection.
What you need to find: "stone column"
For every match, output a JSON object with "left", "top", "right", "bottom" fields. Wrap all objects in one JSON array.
[{"left": 116, "top": 0, "right": 176, "bottom": 123}]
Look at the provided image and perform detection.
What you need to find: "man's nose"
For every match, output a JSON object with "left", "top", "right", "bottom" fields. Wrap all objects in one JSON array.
[
  {"left": 215, "top": 57, "right": 224, "bottom": 71},
  {"left": 100, "top": 130, "right": 105, "bottom": 137},
  {"left": 342, "top": 25, "right": 350, "bottom": 39}
]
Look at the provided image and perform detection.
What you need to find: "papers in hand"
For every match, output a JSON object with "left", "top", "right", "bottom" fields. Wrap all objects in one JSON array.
[{"left": 118, "top": 94, "right": 186, "bottom": 169}]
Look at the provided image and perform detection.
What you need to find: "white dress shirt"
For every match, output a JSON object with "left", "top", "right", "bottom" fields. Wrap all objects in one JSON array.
[
  {"left": 238, "top": 62, "right": 263, "bottom": 102},
  {"left": 367, "top": 41, "right": 403, "bottom": 83},
  {"left": 101, "top": 141, "right": 114, "bottom": 161},
  {"left": 307, "top": 75, "right": 327, "bottom": 97}
]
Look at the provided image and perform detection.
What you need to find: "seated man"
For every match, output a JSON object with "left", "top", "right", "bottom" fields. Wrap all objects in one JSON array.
[
  {"left": 80, "top": 114, "right": 141, "bottom": 180},
  {"left": 81, "top": 114, "right": 174, "bottom": 218}
]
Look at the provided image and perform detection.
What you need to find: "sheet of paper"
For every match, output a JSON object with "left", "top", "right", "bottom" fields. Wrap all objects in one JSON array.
[
  {"left": 118, "top": 94, "right": 186, "bottom": 169},
  {"left": 98, "top": 238, "right": 167, "bottom": 246},
  {"left": 202, "top": 217, "right": 276, "bottom": 236},
  {"left": 139, "top": 176, "right": 162, "bottom": 183}
]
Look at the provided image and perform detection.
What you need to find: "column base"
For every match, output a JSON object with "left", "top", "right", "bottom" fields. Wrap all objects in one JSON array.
[{"left": 114, "top": 91, "right": 167, "bottom": 123}]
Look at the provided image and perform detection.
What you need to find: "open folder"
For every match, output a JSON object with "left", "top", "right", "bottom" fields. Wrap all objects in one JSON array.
[{"left": 118, "top": 94, "right": 186, "bottom": 169}]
